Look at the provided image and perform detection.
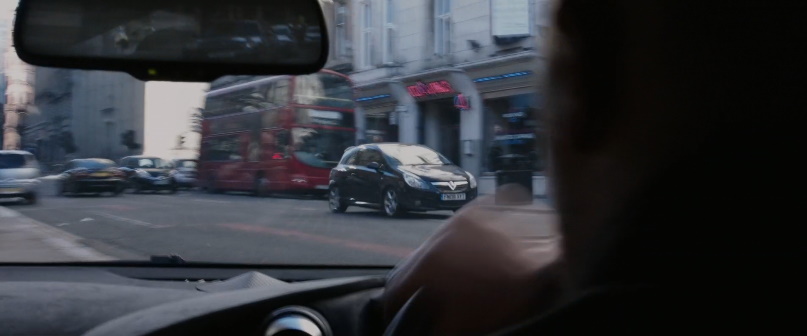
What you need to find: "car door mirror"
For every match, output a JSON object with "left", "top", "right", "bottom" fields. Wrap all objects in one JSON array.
[{"left": 367, "top": 162, "right": 381, "bottom": 170}]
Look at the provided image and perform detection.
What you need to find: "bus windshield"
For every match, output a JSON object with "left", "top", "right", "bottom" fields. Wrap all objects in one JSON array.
[
  {"left": 294, "top": 72, "right": 354, "bottom": 109},
  {"left": 291, "top": 127, "right": 356, "bottom": 168}
]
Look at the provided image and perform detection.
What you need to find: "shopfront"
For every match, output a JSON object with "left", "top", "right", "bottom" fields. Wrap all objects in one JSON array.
[
  {"left": 354, "top": 85, "right": 399, "bottom": 144},
  {"left": 404, "top": 78, "right": 463, "bottom": 165},
  {"left": 463, "top": 52, "right": 548, "bottom": 196}
]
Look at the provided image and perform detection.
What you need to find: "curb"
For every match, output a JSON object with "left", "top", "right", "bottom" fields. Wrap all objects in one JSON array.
[{"left": 0, "top": 206, "right": 115, "bottom": 262}]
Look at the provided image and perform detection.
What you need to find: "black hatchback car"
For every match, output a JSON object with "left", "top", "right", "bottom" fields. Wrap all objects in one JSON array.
[
  {"left": 58, "top": 159, "right": 126, "bottom": 196},
  {"left": 329, "top": 144, "right": 478, "bottom": 217},
  {"left": 119, "top": 156, "right": 178, "bottom": 194}
]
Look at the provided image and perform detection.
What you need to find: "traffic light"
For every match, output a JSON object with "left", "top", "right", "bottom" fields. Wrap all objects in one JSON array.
[{"left": 121, "top": 130, "right": 141, "bottom": 150}]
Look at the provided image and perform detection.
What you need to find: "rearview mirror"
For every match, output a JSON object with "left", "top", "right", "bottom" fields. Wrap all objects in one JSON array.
[{"left": 13, "top": 0, "right": 329, "bottom": 82}]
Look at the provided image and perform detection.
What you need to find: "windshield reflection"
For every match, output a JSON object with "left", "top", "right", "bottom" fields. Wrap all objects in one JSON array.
[{"left": 378, "top": 145, "right": 452, "bottom": 166}]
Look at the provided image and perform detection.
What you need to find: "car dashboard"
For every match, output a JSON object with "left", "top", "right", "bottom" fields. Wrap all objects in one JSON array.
[{"left": 0, "top": 264, "right": 389, "bottom": 336}]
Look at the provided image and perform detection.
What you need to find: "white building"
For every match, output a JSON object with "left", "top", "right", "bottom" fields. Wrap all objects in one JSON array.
[{"left": 344, "top": 0, "right": 552, "bottom": 195}]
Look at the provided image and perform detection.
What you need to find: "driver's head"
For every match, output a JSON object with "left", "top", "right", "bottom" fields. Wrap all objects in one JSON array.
[{"left": 546, "top": 0, "right": 806, "bottom": 290}]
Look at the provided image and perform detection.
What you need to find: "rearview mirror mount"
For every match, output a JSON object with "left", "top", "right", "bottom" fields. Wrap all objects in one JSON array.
[{"left": 13, "top": 0, "right": 329, "bottom": 82}]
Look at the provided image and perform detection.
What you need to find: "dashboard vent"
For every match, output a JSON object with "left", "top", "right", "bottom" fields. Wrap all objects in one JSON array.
[{"left": 265, "top": 306, "right": 331, "bottom": 336}]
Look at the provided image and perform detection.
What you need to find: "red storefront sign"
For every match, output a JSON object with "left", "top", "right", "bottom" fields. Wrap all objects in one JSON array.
[{"left": 407, "top": 80, "right": 454, "bottom": 98}]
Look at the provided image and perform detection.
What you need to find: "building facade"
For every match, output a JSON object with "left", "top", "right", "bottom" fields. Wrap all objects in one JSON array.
[
  {"left": 348, "top": 0, "right": 551, "bottom": 195},
  {"left": 31, "top": 68, "right": 146, "bottom": 169}
]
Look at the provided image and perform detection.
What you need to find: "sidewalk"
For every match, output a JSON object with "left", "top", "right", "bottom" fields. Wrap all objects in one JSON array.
[{"left": 0, "top": 206, "right": 113, "bottom": 262}]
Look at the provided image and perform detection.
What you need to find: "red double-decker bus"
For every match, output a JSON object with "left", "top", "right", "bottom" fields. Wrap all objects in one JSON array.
[{"left": 199, "top": 70, "right": 356, "bottom": 196}]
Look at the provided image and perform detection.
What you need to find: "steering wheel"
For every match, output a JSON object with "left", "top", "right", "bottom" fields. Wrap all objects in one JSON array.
[{"left": 382, "top": 289, "right": 433, "bottom": 336}]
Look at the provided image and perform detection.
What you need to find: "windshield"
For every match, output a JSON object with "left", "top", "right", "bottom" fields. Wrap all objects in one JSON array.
[
  {"left": 74, "top": 160, "right": 115, "bottom": 169},
  {"left": 294, "top": 72, "right": 354, "bottom": 109},
  {"left": 291, "top": 128, "right": 356, "bottom": 168},
  {"left": 1, "top": 1, "right": 552, "bottom": 267},
  {"left": 0, "top": 154, "right": 29, "bottom": 169},
  {"left": 379, "top": 145, "right": 453, "bottom": 166},
  {"left": 132, "top": 158, "right": 171, "bottom": 169}
]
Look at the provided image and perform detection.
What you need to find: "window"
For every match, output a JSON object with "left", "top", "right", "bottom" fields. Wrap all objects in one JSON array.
[
  {"left": 359, "top": 1, "right": 374, "bottom": 68},
  {"left": 269, "top": 78, "right": 290, "bottom": 105},
  {"left": 355, "top": 149, "right": 383, "bottom": 166},
  {"left": 334, "top": 3, "right": 348, "bottom": 57},
  {"left": 342, "top": 147, "right": 360, "bottom": 165},
  {"left": 204, "top": 136, "right": 243, "bottom": 162},
  {"left": 483, "top": 94, "right": 547, "bottom": 172},
  {"left": 434, "top": 0, "right": 451, "bottom": 55},
  {"left": 382, "top": 0, "right": 395, "bottom": 63}
]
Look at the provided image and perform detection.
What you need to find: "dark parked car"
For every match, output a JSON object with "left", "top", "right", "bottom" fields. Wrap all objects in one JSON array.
[
  {"left": 119, "top": 156, "right": 178, "bottom": 194},
  {"left": 58, "top": 159, "right": 126, "bottom": 196},
  {"left": 328, "top": 143, "right": 478, "bottom": 217},
  {"left": 171, "top": 159, "right": 198, "bottom": 189}
]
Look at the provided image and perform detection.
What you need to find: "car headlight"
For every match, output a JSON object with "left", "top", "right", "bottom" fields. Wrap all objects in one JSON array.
[
  {"left": 403, "top": 172, "right": 430, "bottom": 190},
  {"left": 467, "top": 172, "right": 477, "bottom": 189}
]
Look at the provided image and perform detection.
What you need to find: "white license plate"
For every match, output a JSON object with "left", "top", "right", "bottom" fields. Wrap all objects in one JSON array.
[
  {"left": 441, "top": 193, "right": 466, "bottom": 201},
  {"left": 154, "top": 180, "right": 170, "bottom": 185},
  {"left": 315, "top": 185, "right": 328, "bottom": 190}
]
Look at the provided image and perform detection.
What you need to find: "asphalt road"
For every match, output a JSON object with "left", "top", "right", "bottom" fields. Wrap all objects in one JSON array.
[{"left": 3, "top": 186, "right": 557, "bottom": 266}]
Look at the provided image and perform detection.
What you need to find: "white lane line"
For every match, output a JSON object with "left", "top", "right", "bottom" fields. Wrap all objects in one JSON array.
[
  {"left": 43, "top": 237, "right": 113, "bottom": 261},
  {"left": 190, "top": 199, "right": 231, "bottom": 204},
  {"left": 89, "top": 212, "right": 171, "bottom": 229}
]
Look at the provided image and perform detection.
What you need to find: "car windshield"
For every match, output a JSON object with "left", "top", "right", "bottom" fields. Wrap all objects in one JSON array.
[
  {"left": 74, "top": 160, "right": 115, "bottom": 169},
  {"left": 132, "top": 158, "right": 171, "bottom": 169},
  {"left": 0, "top": 154, "right": 27, "bottom": 169},
  {"left": 0, "top": 1, "right": 552, "bottom": 266},
  {"left": 379, "top": 145, "right": 452, "bottom": 166}
]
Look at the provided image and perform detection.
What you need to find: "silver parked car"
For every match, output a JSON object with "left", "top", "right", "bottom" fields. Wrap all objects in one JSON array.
[{"left": 0, "top": 150, "right": 41, "bottom": 205}]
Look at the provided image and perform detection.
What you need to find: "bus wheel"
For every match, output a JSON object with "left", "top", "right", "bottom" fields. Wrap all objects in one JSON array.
[
  {"left": 253, "top": 176, "right": 271, "bottom": 198},
  {"left": 206, "top": 177, "right": 221, "bottom": 194}
]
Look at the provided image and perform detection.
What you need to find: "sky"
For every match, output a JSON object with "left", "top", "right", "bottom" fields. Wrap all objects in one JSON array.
[{"left": 143, "top": 82, "right": 209, "bottom": 159}]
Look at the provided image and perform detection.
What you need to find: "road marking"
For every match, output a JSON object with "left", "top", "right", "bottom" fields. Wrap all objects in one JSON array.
[
  {"left": 0, "top": 207, "right": 15, "bottom": 218},
  {"left": 190, "top": 199, "right": 231, "bottom": 204},
  {"left": 219, "top": 223, "right": 414, "bottom": 258},
  {"left": 80, "top": 218, "right": 94, "bottom": 222},
  {"left": 90, "top": 212, "right": 171, "bottom": 229},
  {"left": 43, "top": 237, "right": 113, "bottom": 261}
]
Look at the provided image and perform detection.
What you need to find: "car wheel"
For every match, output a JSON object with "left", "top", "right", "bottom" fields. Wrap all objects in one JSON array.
[
  {"left": 24, "top": 193, "right": 38, "bottom": 205},
  {"left": 329, "top": 186, "right": 348, "bottom": 213},
  {"left": 382, "top": 188, "right": 406, "bottom": 217},
  {"left": 167, "top": 184, "right": 178, "bottom": 194},
  {"left": 58, "top": 182, "right": 68, "bottom": 197},
  {"left": 253, "top": 176, "right": 272, "bottom": 198},
  {"left": 132, "top": 182, "right": 143, "bottom": 194}
]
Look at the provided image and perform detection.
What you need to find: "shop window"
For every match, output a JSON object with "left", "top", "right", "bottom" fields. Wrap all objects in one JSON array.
[{"left": 483, "top": 94, "right": 547, "bottom": 173}]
